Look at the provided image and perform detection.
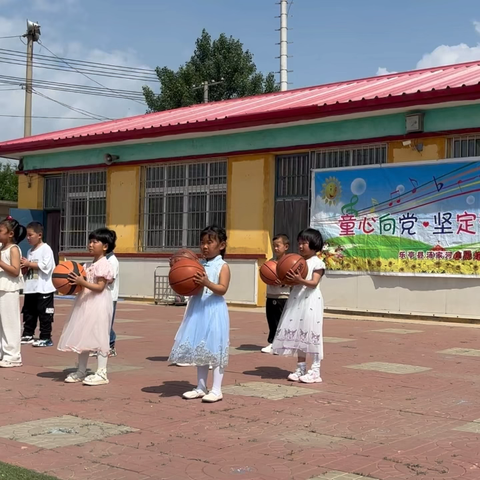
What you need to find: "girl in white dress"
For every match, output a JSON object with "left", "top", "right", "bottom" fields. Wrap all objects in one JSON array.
[{"left": 272, "top": 228, "right": 325, "bottom": 384}]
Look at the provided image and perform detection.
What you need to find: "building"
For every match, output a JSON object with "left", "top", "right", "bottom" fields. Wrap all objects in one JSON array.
[{"left": 1, "top": 60, "right": 480, "bottom": 317}]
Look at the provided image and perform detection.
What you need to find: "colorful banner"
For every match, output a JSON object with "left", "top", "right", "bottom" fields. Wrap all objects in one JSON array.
[{"left": 310, "top": 159, "right": 480, "bottom": 277}]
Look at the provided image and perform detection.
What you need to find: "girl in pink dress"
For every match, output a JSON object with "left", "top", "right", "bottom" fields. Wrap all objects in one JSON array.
[{"left": 57, "top": 229, "right": 115, "bottom": 386}]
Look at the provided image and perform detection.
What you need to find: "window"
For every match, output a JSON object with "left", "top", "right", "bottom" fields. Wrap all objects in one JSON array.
[
  {"left": 139, "top": 160, "right": 227, "bottom": 250},
  {"left": 447, "top": 135, "right": 480, "bottom": 158},
  {"left": 275, "top": 144, "right": 387, "bottom": 252},
  {"left": 58, "top": 171, "right": 107, "bottom": 251},
  {"left": 43, "top": 175, "right": 62, "bottom": 210}
]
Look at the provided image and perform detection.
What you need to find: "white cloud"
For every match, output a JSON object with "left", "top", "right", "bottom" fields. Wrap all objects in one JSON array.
[
  {"left": 376, "top": 67, "right": 397, "bottom": 76},
  {"left": 0, "top": 14, "right": 154, "bottom": 145},
  {"left": 416, "top": 43, "right": 480, "bottom": 69},
  {"left": 376, "top": 21, "right": 480, "bottom": 74}
]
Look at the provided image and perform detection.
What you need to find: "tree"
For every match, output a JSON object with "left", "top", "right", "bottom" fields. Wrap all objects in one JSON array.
[
  {"left": 0, "top": 163, "right": 18, "bottom": 202},
  {"left": 143, "top": 29, "right": 279, "bottom": 112}
]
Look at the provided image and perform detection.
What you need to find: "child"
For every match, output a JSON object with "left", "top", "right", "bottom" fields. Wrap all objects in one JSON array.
[
  {"left": 0, "top": 216, "right": 26, "bottom": 368},
  {"left": 262, "top": 234, "right": 290, "bottom": 354},
  {"left": 106, "top": 243, "right": 119, "bottom": 357},
  {"left": 169, "top": 225, "right": 230, "bottom": 403},
  {"left": 90, "top": 229, "right": 119, "bottom": 358},
  {"left": 20, "top": 222, "right": 56, "bottom": 347},
  {"left": 272, "top": 228, "right": 326, "bottom": 384},
  {"left": 57, "top": 228, "right": 115, "bottom": 386}
]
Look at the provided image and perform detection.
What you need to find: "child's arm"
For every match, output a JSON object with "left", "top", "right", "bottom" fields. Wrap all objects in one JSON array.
[
  {"left": 0, "top": 247, "right": 20, "bottom": 277},
  {"left": 286, "top": 268, "right": 324, "bottom": 288},
  {"left": 68, "top": 272, "right": 108, "bottom": 293},
  {"left": 21, "top": 250, "right": 54, "bottom": 273},
  {"left": 194, "top": 264, "right": 231, "bottom": 296}
]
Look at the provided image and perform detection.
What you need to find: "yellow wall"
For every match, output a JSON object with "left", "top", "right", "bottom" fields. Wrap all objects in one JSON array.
[
  {"left": 227, "top": 154, "right": 275, "bottom": 305},
  {"left": 106, "top": 166, "right": 140, "bottom": 253},
  {"left": 389, "top": 137, "right": 446, "bottom": 163},
  {"left": 17, "top": 173, "right": 43, "bottom": 209}
]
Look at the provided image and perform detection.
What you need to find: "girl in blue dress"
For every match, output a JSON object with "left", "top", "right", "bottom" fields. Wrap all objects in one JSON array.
[{"left": 169, "top": 226, "right": 230, "bottom": 403}]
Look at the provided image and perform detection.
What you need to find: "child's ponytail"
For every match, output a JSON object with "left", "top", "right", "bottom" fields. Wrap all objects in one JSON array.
[{"left": 0, "top": 216, "right": 27, "bottom": 244}]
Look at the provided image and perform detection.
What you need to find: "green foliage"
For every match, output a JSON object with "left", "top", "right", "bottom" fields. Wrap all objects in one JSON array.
[
  {"left": 0, "top": 461, "right": 59, "bottom": 479},
  {"left": 143, "top": 29, "right": 279, "bottom": 112},
  {"left": 0, "top": 163, "right": 18, "bottom": 202}
]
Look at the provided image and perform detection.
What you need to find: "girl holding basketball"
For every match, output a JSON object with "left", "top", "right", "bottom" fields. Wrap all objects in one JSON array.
[
  {"left": 0, "top": 216, "right": 26, "bottom": 368},
  {"left": 272, "top": 228, "right": 326, "bottom": 384},
  {"left": 57, "top": 228, "right": 115, "bottom": 386},
  {"left": 169, "top": 225, "right": 230, "bottom": 403}
]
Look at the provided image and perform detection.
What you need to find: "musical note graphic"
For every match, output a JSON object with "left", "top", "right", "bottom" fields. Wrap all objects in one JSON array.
[
  {"left": 370, "top": 198, "right": 379, "bottom": 213},
  {"left": 409, "top": 177, "right": 418, "bottom": 194},
  {"left": 389, "top": 190, "right": 400, "bottom": 207},
  {"left": 433, "top": 176, "right": 444, "bottom": 192},
  {"left": 341, "top": 195, "right": 359, "bottom": 216}
]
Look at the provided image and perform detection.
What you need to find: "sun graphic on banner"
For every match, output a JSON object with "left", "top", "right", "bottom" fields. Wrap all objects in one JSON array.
[{"left": 321, "top": 177, "right": 342, "bottom": 206}]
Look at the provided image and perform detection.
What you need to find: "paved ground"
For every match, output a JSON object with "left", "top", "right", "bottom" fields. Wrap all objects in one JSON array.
[{"left": 1, "top": 301, "right": 480, "bottom": 480}]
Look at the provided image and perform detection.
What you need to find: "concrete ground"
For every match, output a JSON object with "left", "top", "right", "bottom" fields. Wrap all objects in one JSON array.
[{"left": 0, "top": 300, "right": 480, "bottom": 480}]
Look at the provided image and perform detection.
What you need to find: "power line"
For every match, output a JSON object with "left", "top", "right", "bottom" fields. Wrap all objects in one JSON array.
[
  {"left": 0, "top": 114, "right": 110, "bottom": 120},
  {"left": 38, "top": 40, "right": 146, "bottom": 105},
  {"left": 0, "top": 35, "right": 20, "bottom": 40},
  {"left": 32, "top": 89, "right": 111, "bottom": 121},
  {"left": 0, "top": 48, "right": 157, "bottom": 76}
]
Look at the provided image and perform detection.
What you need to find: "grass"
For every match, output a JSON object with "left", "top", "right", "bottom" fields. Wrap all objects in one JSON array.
[
  {"left": 0, "top": 461, "right": 59, "bottom": 480},
  {"left": 328, "top": 234, "right": 432, "bottom": 259}
]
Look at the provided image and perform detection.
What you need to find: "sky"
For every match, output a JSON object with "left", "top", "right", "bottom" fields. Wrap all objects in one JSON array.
[{"left": 2, "top": 0, "right": 480, "bottom": 147}]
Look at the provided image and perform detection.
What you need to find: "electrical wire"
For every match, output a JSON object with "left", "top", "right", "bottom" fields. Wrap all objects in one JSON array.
[
  {"left": 0, "top": 48, "right": 157, "bottom": 77},
  {"left": 32, "top": 89, "right": 111, "bottom": 121},
  {"left": 0, "top": 35, "right": 21, "bottom": 40},
  {"left": 0, "top": 114, "right": 110, "bottom": 120},
  {"left": 38, "top": 41, "right": 147, "bottom": 105}
]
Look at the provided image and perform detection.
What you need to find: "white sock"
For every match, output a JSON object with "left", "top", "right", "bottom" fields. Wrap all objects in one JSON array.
[
  {"left": 77, "top": 352, "right": 89, "bottom": 375},
  {"left": 297, "top": 361, "right": 307, "bottom": 373},
  {"left": 97, "top": 353, "right": 108, "bottom": 372},
  {"left": 211, "top": 366, "right": 224, "bottom": 396},
  {"left": 197, "top": 365, "right": 209, "bottom": 393},
  {"left": 311, "top": 353, "right": 321, "bottom": 372}
]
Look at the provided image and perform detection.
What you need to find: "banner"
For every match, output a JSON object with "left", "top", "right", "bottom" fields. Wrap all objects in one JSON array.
[{"left": 311, "top": 159, "right": 480, "bottom": 277}]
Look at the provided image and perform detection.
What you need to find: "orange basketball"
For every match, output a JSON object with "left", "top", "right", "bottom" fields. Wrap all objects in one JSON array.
[
  {"left": 52, "top": 261, "right": 86, "bottom": 295},
  {"left": 260, "top": 260, "right": 279, "bottom": 285},
  {"left": 276, "top": 254, "right": 308, "bottom": 284},
  {"left": 169, "top": 248, "right": 199, "bottom": 267},
  {"left": 168, "top": 258, "right": 205, "bottom": 296}
]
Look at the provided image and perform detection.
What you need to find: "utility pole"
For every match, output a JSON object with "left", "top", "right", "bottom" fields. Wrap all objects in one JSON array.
[
  {"left": 279, "top": 0, "right": 288, "bottom": 91},
  {"left": 193, "top": 79, "right": 224, "bottom": 103},
  {"left": 23, "top": 20, "right": 41, "bottom": 137}
]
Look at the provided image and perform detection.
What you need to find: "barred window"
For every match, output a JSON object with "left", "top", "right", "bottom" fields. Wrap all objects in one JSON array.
[
  {"left": 139, "top": 160, "right": 227, "bottom": 251},
  {"left": 447, "top": 135, "right": 480, "bottom": 158},
  {"left": 276, "top": 144, "right": 387, "bottom": 199},
  {"left": 59, "top": 171, "right": 107, "bottom": 251},
  {"left": 43, "top": 175, "right": 62, "bottom": 210}
]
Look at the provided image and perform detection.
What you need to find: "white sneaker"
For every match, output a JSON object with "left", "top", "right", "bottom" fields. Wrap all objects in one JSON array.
[
  {"left": 176, "top": 363, "right": 194, "bottom": 367},
  {"left": 65, "top": 371, "right": 87, "bottom": 383},
  {"left": 299, "top": 369, "right": 322, "bottom": 384},
  {"left": 261, "top": 344, "right": 273, "bottom": 354},
  {"left": 0, "top": 360, "right": 22, "bottom": 368},
  {"left": 83, "top": 369, "right": 109, "bottom": 386},
  {"left": 182, "top": 388, "right": 206, "bottom": 399},
  {"left": 202, "top": 392, "right": 223, "bottom": 403},
  {"left": 287, "top": 366, "right": 306, "bottom": 382}
]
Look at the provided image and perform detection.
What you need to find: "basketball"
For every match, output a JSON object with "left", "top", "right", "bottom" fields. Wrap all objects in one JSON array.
[
  {"left": 259, "top": 260, "right": 279, "bottom": 285},
  {"left": 169, "top": 258, "right": 205, "bottom": 296},
  {"left": 169, "top": 248, "right": 199, "bottom": 267},
  {"left": 276, "top": 254, "right": 308, "bottom": 284},
  {"left": 52, "top": 261, "right": 86, "bottom": 295}
]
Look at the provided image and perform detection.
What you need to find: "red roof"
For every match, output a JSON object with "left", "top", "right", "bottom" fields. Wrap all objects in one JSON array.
[{"left": 2, "top": 60, "right": 480, "bottom": 156}]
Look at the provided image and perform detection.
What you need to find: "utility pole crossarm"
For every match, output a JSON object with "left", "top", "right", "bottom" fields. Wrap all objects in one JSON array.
[{"left": 193, "top": 78, "right": 224, "bottom": 103}]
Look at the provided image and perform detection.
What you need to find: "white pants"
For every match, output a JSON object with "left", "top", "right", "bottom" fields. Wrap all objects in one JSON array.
[{"left": 0, "top": 292, "right": 22, "bottom": 364}]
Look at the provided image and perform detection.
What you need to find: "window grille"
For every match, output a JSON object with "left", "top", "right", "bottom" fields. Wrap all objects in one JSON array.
[{"left": 139, "top": 160, "right": 227, "bottom": 250}]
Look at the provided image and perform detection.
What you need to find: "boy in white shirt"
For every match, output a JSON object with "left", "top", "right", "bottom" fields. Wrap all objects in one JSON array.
[
  {"left": 106, "top": 247, "right": 119, "bottom": 357},
  {"left": 20, "top": 222, "right": 56, "bottom": 347}
]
